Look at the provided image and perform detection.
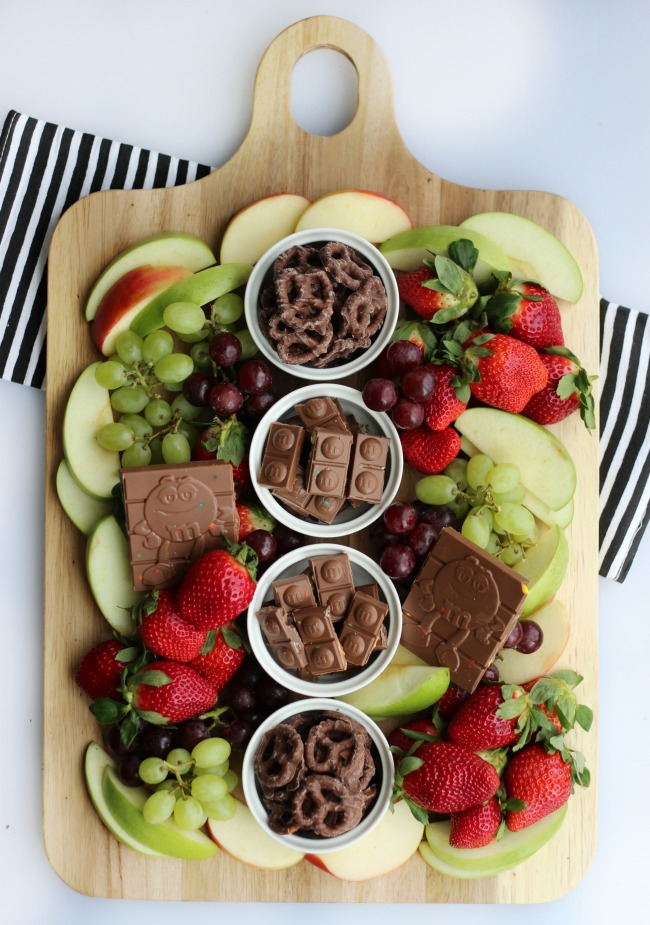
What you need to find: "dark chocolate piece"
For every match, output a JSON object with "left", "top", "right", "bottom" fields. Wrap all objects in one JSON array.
[
  {"left": 272, "top": 573, "right": 317, "bottom": 612},
  {"left": 121, "top": 460, "right": 238, "bottom": 592},
  {"left": 347, "top": 434, "right": 390, "bottom": 505},
  {"left": 293, "top": 604, "right": 347, "bottom": 675},
  {"left": 294, "top": 397, "right": 351, "bottom": 434},
  {"left": 400, "top": 527, "right": 528, "bottom": 692},
  {"left": 306, "top": 429, "right": 353, "bottom": 498},
  {"left": 339, "top": 591, "right": 389, "bottom": 666},
  {"left": 256, "top": 604, "right": 307, "bottom": 670},
  {"left": 258, "top": 421, "right": 305, "bottom": 490}
]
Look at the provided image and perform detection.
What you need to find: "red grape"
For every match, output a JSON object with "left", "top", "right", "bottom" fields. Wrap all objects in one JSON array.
[
  {"left": 483, "top": 664, "right": 500, "bottom": 682},
  {"left": 257, "top": 676, "right": 292, "bottom": 712},
  {"left": 210, "top": 332, "right": 242, "bottom": 366},
  {"left": 238, "top": 359, "right": 272, "bottom": 394},
  {"left": 370, "top": 522, "right": 401, "bottom": 552},
  {"left": 209, "top": 381, "right": 244, "bottom": 416},
  {"left": 362, "top": 377, "right": 398, "bottom": 412},
  {"left": 380, "top": 544, "right": 416, "bottom": 579},
  {"left": 140, "top": 726, "right": 176, "bottom": 758},
  {"left": 245, "top": 529, "right": 277, "bottom": 563},
  {"left": 419, "top": 505, "right": 457, "bottom": 531},
  {"left": 503, "top": 621, "right": 524, "bottom": 649},
  {"left": 274, "top": 525, "right": 306, "bottom": 556},
  {"left": 183, "top": 371, "right": 215, "bottom": 406},
  {"left": 515, "top": 620, "right": 544, "bottom": 654},
  {"left": 228, "top": 682, "right": 257, "bottom": 714},
  {"left": 407, "top": 521, "right": 438, "bottom": 557},
  {"left": 177, "top": 719, "right": 210, "bottom": 751},
  {"left": 386, "top": 340, "right": 422, "bottom": 374},
  {"left": 117, "top": 754, "right": 144, "bottom": 787},
  {"left": 384, "top": 501, "right": 418, "bottom": 535},
  {"left": 223, "top": 718, "right": 254, "bottom": 751},
  {"left": 390, "top": 398, "right": 424, "bottom": 430},
  {"left": 244, "top": 389, "right": 277, "bottom": 418},
  {"left": 401, "top": 366, "right": 437, "bottom": 402}
]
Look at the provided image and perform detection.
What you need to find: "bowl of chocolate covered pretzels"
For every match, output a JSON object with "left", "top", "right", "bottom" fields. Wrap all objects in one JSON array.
[
  {"left": 247, "top": 543, "right": 402, "bottom": 698},
  {"left": 243, "top": 228, "right": 399, "bottom": 380},
  {"left": 241, "top": 698, "right": 394, "bottom": 853},
  {"left": 249, "top": 384, "right": 403, "bottom": 538}
]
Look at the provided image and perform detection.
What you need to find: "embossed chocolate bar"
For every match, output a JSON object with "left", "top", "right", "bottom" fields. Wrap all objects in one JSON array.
[
  {"left": 272, "top": 573, "right": 317, "bottom": 612},
  {"left": 339, "top": 590, "right": 389, "bottom": 666},
  {"left": 258, "top": 421, "right": 305, "bottom": 490},
  {"left": 256, "top": 604, "right": 307, "bottom": 670},
  {"left": 292, "top": 604, "right": 347, "bottom": 675},
  {"left": 121, "top": 459, "right": 238, "bottom": 592},
  {"left": 356, "top": 583, "right": 387, "bottom": 651},
  {"left": 306, "top": 429, "right": 354, "bottom": 498},
  {"left": 347, "top": 433, "right": 390, "bottom": 504},
  {"left": 294, "top": 396, "right": 351, "bottom": 434},
  {"left": 309, "top": 552, "right": 355, "bottom": 622},
  {"left": 400, "top": 527, "right": 528, "bottom": 692}
]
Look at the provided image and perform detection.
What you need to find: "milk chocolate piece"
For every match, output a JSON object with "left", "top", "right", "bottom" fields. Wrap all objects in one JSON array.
[
  {"left": 256, "top": 604, "right": 307, "bottom": 670},
  {"left": 339, "top": 591, "right": 390, "bottom": 666},
  {"left": 293, "top": 604, "right": 347, "bottom": 675},
  {"left": 400, "top": 527, "right": 528, "bottom": 692},
  {"left": 121, "top": 460, "right": 238, "bottom": 592},
  {"left": 309, "top": 553, "right": 355, "bottom": 622},
  {"left": 347, "top": 434, "right": 390, "bottom": 505},
  {"left": 271, "top": 467, "right": 311, "bottom": 519},
  {"left": 272, "top": 574, "right": 317, "bottom": 612},
  {"left": 356, "top": 583, "right": 387, "bottom": 651},
  {"left": 294, "top": 397, "right": 351, "bottom": 434},
  {"left": 258, "top": 422, "right": 305, "bottom": 490},
  {"left": 303, "top": 492, "right": 346, "bottom": 524},
  {"left": 306, "top": 429, "right": 353, "bottom": 498}
]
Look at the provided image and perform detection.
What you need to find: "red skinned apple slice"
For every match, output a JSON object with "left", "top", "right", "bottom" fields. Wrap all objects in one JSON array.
[
  {"left": 496, "top": 600, "right": 570, "bottom": 685},
  {"left": 206, "top": 797, "right": 303, "bottom": 869},
  {"left": 91, "top": 264, "right": 192, "bottom": 355},
  {"left": 220, "top": 193, "right": 311, "bottom": 264},
  {"left": 295, "top": 189, "right": 412, "bottom": 242}
]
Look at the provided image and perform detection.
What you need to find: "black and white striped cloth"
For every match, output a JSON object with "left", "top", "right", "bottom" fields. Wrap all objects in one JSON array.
[{"left": 0, "top": 110, "right": 645, "bottom": 581}]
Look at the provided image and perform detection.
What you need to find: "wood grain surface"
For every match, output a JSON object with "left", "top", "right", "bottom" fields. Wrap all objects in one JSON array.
[{"left": 43, "top": 15, "right": 599, "bottom": 903}]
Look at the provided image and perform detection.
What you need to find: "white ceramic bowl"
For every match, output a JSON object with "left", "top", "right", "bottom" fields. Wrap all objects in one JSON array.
[
  {"left": 247, "top": 542, "right": 402, "bottom": 697},
  {"left": 249, "top": 383, "right": 403, "bottom": 539},
  {"left": 241, "top": 698, "right": 394, "bottom": 854},
  {"left": 243, "top": 227, "right": 399, "bottom": 381}
]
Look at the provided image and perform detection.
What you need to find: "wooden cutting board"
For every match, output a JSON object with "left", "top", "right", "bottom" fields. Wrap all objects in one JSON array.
[{"left": 43, "top": 15, "right": 599, "bottom": 903}]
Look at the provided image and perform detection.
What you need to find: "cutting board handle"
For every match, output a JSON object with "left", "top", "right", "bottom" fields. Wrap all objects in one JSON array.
[{"left": 247, "top": 16, "right": 398, "bottom": 147}]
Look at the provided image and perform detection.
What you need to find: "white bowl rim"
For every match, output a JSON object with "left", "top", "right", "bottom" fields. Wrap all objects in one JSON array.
[
  {"left": 240, "top": 697, "right": 395, "bottom": 854},
  {"left": 247, "top": 542, "right": 402, "bottom": 697},
  {"left": 243, "top": 227, "right": 399, "bottom": 382},
  {"left": 249, "top": 382, "right": 403, "bottom": 539}
]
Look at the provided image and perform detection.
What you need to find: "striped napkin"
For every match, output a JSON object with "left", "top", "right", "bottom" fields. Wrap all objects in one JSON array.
[{"left": 0, "top": 110, "right": 644, "bottom": 581}]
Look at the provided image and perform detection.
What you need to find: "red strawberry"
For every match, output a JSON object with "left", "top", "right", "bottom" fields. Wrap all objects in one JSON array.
[
  {"left": 400, "top": 425, "right": 461, "bottom": 474},
  {"left": 189, "top": 625, "right": 245, "bottom": 692},
  {"left": 129, "top": 660, "right": 217, "bottom": 725},
  {"left": 447, "top": 684, "right": 522, "bottom": 751},
  {"left": 192, "top": 418, "right": 250, "bottom": 485},
  {"left": 449, "top": 796, "right": 502, "bottom": 849},
  {"left": 236, "top": 501, "right": 277, "bottom": 541},
  {"left": 521, "top": 348, "right": 596, "bottom": 431},
  {"left": 397, "top": 740, "right": 500, "bottom": 813},
  {"left": 137, "top": 590, "right": 207, "bottom": 662},
  {"left": 467, "top": 333, "right": 548, "bottom": 413},
  {"left": 422, "top": 364, "right": 468, "bottom": 430},
  {"left": 487, "top": 281, "right": 564, "bottom": 349},
  {"left": 435, "top": 684, "right": 471, "bottom": 722},
  {"left": 503, "top": 744, "right": 572, "bottom": 831},
  {"left": 397, "top": 259, "right": 478, "bottom": 322},
  {"left": 75, "top": 640, "right": 134, "bottom": 700},
  {"left": 520, "top": 679, "right": 564, "bottom": 736},
  {"left": 177, "top": 545, "right": 257, "bottom": 632},
  {"left": 387, "top": 718, "right": 440, "bottom": 756}
]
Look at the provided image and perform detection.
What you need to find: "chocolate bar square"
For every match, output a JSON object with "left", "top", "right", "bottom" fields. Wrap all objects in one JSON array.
[
  {"left": 339, "top": 590, "right": 390, "bottom": 667},
  {"left": 258, "top": 421, "right": 305, "bottom": 491},
  {"left": 306, "top": 429, "right": 353, "bottom": 498},
  {"left": 347, "top": 434, "right": 390, "bottom": 504},
  {"left": 272, "top": 573, "right": 317, "bottom": 612}
]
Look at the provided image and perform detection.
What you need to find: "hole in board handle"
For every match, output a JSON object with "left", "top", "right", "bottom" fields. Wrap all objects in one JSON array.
[{"left": 291, "top": 48, "right": 359, "bottom": 137}]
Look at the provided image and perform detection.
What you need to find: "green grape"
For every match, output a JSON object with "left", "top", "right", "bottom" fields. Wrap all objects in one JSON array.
[
  {"left": 121, "top": 441, "right": 152, "bottom": 468},
  {"left": 443, "top": 457, "right": 469, "bottom": 490},
  {"left": 235, "top": 328, "right": 258, "bottom": 360},
  {"left": 473, "top": 507, "right": 493, "bottom": 532},
  {"left": 446, "top": 495, "right": 470, "bottom": 521},
  {"left": 154, "top": 352, "right": 194, "bottom": 384},
  {"left": 493, "top": 503, "right": 536, "bottom": 537},
  {"left": 163, "top": 301, "right": 206, "bottom": 335},
  {"left": 486, "top": 531, "right": 501, "bottom": 556},
  {"left": 139, "top": 757, "right": 169, "bottom": 786},
  {"left": 110, "top": 384, "right": 149, "bottom": 413},
  {"left": 191, "top": 737, "right": 231, "bottom": 769},
  {"left": 118, "top": 413, "right": 152, "bottom": 441},
  {"left": 156, "top": 779, "right": 179, "bottom": 794},
  {"left": 176, "top": 421, "right": 198, "bottom": 448},
  {"left": 193, "top": 760, "right": 230, "bottom": 778},
  {"left": 176, "top": 325, "right": 210, "bottom": 344},
  {"left": 461, "top": 512, "right": 490, "bottom": 548},
  {"left": 115, "top": 330, "right": 143, "bottom": 365},
  {"left": 149, "top": 436, "right": 165, "bottom": 465},
  {"left": 144, "top": 399, "right": 173, "bottom": 427},
  {"left": 95, "top": 360, "right": 128, "bottom": 390},
  {"left": 499, "top": 543, "right": 525, "bottom": 566},
  {"left": 415, "top": 475, "right": 457, "bottom": 506},
  {"left": 166, "top": 748, "right": 193, "bottom": 774},
  {"left": 171, "top": 393, "right": 203, "bottom": 421},
  {"left": 213, "top": 292, "right": 244, "bottom": 325},
  {"left": 173, "top": 795, "right": 207, "bottom": 831},
  {"left": 492, "top": 484, "right": 526, "bottom": 505},
  {"left": 162, "top": 432, "right": 191, "bottom": 464},
  {"left": 203, "top": 794, "right": 236, "bottom": 821},
  {"left": 95, "top": 422, "right": 136, "bottom": 452},
  {"left": 487, "top": 463, "right": 520, "bottom": 495},
  {"left": 163, "top": 380, "right": 185, "bottom": 392},
  {"left": 190, "top": 774, "right": 228, "bottom": 804},
  {"left": 466, "top": 453, "right": 494, "bottom": 490},
  {"left": 143, "top": 789, "right": 176, "bottom": 825},
  {"left": 223, "top": 769, "right": 238, "bottom": 793},
  {"left": 189, "top": 340, "right": 211, "bottom": 369},
  {"left": 142, "top": 329, "right": 174, "bottom": 364}
]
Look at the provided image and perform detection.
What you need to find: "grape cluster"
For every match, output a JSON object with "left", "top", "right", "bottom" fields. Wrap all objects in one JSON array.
[
  {"left": 361, "top": 340, "right": 436, "bottom": 429},
  {"left": 371, "top": 500, "right": 456, "bottom": 585},
  {"left": 218, "top": 656, "right": 295, "bottom": 751}
]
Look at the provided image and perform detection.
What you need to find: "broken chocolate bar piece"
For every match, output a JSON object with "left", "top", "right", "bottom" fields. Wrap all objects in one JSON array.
[
  {"left": 256, "top": 604, "right": 307, "bottom": 670},
  {"left": 306, "top": 429, "right": 354, "bottom": 498},
  {"left": 339, "top": 590, "right": 390, "bottom": 667},
  {"left": 294, "top": 396, "right": 351, "bottom": 434},
  {"left": 310, "top": 552, "right": 355, "bottom": 622},
  {"left": 303, "top": 492, "right": 347, "bottom": 524},
  {"left": 356, "top": 583, "right": 386, "bottom": 651},
  {"left": 400, "top": 527, "right": 528, "bottom": 692},
  {"left": 347, "top": 434, "right": 391, "bottom": 505},
  {"left": 258, "top": 421, "right": 305, "bottom": 491},
  {"left": 121, "top": 459, "right": 238, "bottom": 592},
  {"left": 293, "top": 604, "right": 347, "bottom": 675},
  {"left": 272, "top": 466, "right": 347, "bottom": 525},
  {"left": 272, "top": 573, "right": 317, "bottom": 612}
]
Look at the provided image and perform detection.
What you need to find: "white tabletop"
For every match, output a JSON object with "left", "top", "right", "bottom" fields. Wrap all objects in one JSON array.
[{"left": 1, "top": 1, "right": 649, "bottom": 922}]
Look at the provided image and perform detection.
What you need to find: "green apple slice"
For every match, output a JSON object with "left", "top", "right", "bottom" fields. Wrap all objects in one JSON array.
[
  {"left": 380, "top": 225, "right": 512, "bottom": 285},
  {"left": 56, "top": 458, "right": 112, "bottom": 535},
  {"left": 130, "top": 263, "right": 252, "bottom": 337},
  {"left": 458, "top": 212, "right": 583, "bottom": 303},
  {"left": 206, "top": 797, "right": 303, "bottom": 869},
  {"left": 84, "top": 742, "right": 164, "bottom": 857},
  {"left": 102, "top": 765, "right": 218, "bottom": 860},
  {"left": 497, "top": 599, "right": 570, "bottom": 685},
  {"left": 390, "top": 644, "right": 428, "bottom": 667},
  {"left": 422, "top": 805, "right": 567, "bottom": 875},
  {"left": 455, "top": 408, "right": 576, "bottom": 511},
  {"left": 63, "top": 362, "right": 121, "bottom": 499},
  {"left": 521, "top": 489, "right": 574, "bottom": 529},
  {"left": 338, "top": 664, "right": 449, "bottom": 717},
  {"left": 513, "top": 525, "right": 569, "bottom": 617},
  {"left": 85, "top": 232, "right": 216, "bottom": 321},
  {"left": 86, "top": 514, "right": 140, "bottom": 635}
]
